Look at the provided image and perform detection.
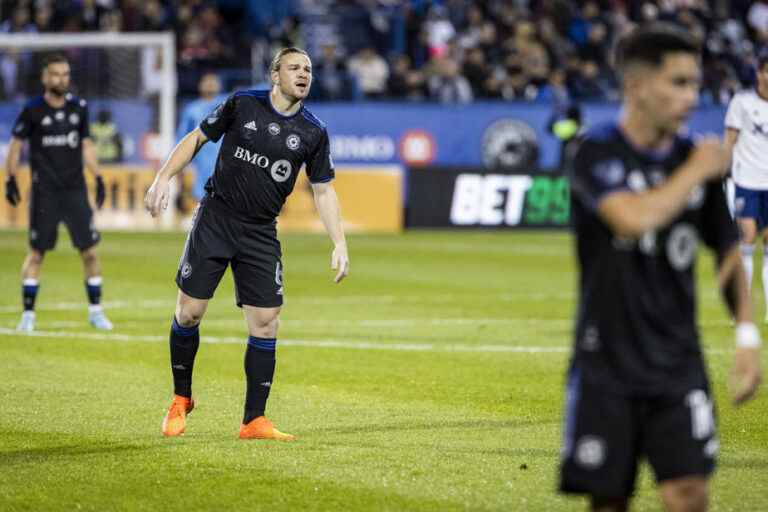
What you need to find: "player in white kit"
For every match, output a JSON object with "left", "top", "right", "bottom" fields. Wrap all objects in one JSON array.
[{"left": 725, "top": 53, "right": 768, "bottom": 322}]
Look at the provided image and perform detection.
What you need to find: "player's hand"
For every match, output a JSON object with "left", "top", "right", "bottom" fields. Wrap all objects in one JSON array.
[
  {"left": 5, "top": 175, "right": 20, "bottom": 207},
  {"left": 145, "top": 176, "right": 169, "bottom": 217},
  {"left": 331, "top": 243, "right": 349, "bottom": 283},
  {"left": 688, "top": 136, "right": 729, "bottom": 180},
  {"left": 95, "top": 175, "right": 106, "bottom": 209},
  {"left": 730, "top": 347, "right": 762, "bottom": 406}
]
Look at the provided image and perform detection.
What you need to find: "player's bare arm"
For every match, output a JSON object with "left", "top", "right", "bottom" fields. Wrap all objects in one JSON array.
[
  {"left": 4, "top": 137, "right": 23, "bottom": 206},
  {"left": 145, "top": 127, "right": 209, "bottom": 217},
  {"left": 82, "top": 138, "right": 102, "bottom": 178},
  {"left": 598, "top": 137, "right": 727, "bottom": 237},
  {"left": 82, "top": 138, "right": 106, "bottom": 209},
  {"left": 311, "top": 181, "right": 349, "bottom": 283},
  {"left": 5, "top": 136, "right": 23, "bottom": 179},
  {"left": 723, "top": 127, "right": 739, "bottom": 166},
  {"left": 717, "top": 245, "right": 763, "bottom": 405}
]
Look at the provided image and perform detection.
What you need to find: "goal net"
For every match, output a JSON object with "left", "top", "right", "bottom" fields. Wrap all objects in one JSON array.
[{"left": 0, "top": 32, "right": 183, "bottom": 229}]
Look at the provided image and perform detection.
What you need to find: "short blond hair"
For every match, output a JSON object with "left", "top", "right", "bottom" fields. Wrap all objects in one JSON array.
[{"left": 270, "top": 47, "right": 310, "bottom": 74}]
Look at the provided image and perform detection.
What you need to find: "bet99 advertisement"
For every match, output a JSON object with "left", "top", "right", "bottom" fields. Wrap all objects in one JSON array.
[{"left": 406, "top": 168, "right": 569, "bottom": 228}]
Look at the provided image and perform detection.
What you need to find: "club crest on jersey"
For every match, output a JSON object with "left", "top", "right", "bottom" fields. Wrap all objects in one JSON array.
[
  {"left": 69, "top": 113, "right": 80, "bottom": 125},
  {"left": 268, "top": 123, "right": 281, "bottom": 135},
  {"left": 286, "top": 134, "right": 301, "bottom": 150},
  {"left": 270, "top": 159, "right": 292, "bottom": 182},
  {"left": 41, "top": 116, "right": 52, "bottom": 127}
]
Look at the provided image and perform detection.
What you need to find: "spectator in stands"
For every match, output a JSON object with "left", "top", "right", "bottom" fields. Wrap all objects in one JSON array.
[
  {"left": 140, "top": 0, "right": 171, "bottom": 32},
  {"left": 457, "top": 4, "right": 485, "bottom": 50},
  {"left": 500, "top": 58, "right": 535, "bottom": 101},
  {"left": 387, "top": 53, "right": 426, "bottom": 101},
  {"left": 536, "top": 68, "right": 570, "bottom": 106},
  {"left": 91, "top": 109, "right": 124, "bottom": 164},
  {"left": 315, "top": 42, "right": 349, "bottom": 101},
  {"left": 347, "top": 46, "right": 389, "bottom": 99},
  {"left": 427, "top": 56, "right": 473, "bottom": 104},
  {"left": 748, "top": 1, "right": 768, "bottom": 43},
  {"left": 462, "top": 46, "right": 496, "bottom": 99},
  {"left": 579, "top": 21, "right": 609, "bottom": 64},
  {"left": 570, "top": 59, "right": 609, "bottom": 101},
  {"left": 80, "top": 0, "right": 107, "bottom": 31},
  {"left": 424, "top": 5, "right": 455, "bottom": 57}
]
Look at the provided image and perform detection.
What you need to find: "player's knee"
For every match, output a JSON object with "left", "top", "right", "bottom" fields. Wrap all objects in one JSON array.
[
  {"left": 27, "top": 250, "right": 45, "bottom": 265},
  {"left": 590, "top": 496, "right": 629, "bottom": 512},
  {"left": 176, "top": 306, "right": 205, "bottom": 327},
  {"left": 249, "top": 311, "right": 279, "bottom": 336},
  {"left": 80, "top": 248, "right": 98, "bottom": 265},
  {"left": 662, "top": 478, "right": 708, "bottom": 512}
]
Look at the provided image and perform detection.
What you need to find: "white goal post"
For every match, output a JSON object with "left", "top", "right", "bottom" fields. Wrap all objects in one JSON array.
[{"left": 0, "top": 32, "right": 177, "bottom": 154}]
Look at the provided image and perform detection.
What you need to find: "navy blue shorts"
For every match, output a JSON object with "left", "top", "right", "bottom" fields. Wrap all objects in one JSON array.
[{"left": 734, "top": 185, "right": 768, "bottom": 229}]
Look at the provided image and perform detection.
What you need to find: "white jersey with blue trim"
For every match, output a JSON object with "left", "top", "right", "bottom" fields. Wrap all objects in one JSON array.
[{"left": 725, "top": 89, "right": 768, "bottom": 190}]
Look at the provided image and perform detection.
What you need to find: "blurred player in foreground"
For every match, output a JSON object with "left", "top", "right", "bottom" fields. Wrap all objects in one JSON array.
[
  {"left": 145, "top": 47, "right": 349, "bottom": 441},
  {"left": 4, "top": 53, "right": 111, "bottom": 332},
  {"left": 724, "top": 51, "right": 768, "bottom": 323},
  {"left": 562, "top": 24, "right": 761, "bottom": 512}
]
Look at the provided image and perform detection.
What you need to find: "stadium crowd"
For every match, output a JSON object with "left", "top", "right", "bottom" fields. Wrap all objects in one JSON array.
[{"left": 0, "top": 0, "right": 764, "bottom": 104}]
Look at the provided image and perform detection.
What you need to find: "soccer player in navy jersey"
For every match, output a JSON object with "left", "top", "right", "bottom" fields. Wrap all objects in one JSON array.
[
  {"left": 145, "top": 48, "right": 349, "bottom": 440},
  {"left": 4, "top": 53, "right": 112, "bottom": 332},
  {"left": 561, "top": 25, "right": 761, "bottom": 511}
]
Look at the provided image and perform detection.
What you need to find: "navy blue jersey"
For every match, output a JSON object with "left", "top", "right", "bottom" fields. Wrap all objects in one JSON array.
[
  {"left": 199, "top": 90, "right": 334, "bottom": 223},
  {"left": 569, "top": 122, "right": 738, "bottom": 395},
  {"left": 12, "top": 94, "right": 90, "bottom": 190}
]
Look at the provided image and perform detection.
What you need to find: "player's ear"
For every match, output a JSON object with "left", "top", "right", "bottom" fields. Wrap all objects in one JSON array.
[{"left": 271, "top": 70, "right": 280, "bottom": 86}]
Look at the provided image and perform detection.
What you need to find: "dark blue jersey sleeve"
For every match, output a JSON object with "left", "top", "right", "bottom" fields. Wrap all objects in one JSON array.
[
  {"left": 12, "top": 106, "right": 31, "bottom": 139},
  {"left": 568, "top": 139, "right": 629, "bottom": 212},
  {"left": 199, "top": 94, "right": 236, "bottom": 143},
  {"left": 306, "top": 128, "right": 335, "bottom": 183}
]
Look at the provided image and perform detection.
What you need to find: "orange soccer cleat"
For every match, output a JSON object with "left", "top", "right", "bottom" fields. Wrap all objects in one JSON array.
[
  {"left": 239, "top": 416, "right": 296, "bottom": 441},
  {"left": 161, "top": 395, "right": 195, "bottom": 437}
]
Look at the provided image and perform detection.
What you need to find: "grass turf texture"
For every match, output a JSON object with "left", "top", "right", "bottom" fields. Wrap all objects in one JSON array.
[{"left": 0, "top": 229, "right": 766, "bottom": 511}]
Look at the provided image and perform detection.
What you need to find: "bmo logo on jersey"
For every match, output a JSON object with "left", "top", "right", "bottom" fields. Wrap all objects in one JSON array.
[
  {"left": 234, "top": 146, "right": 270, "bottom": 168},
  {"left": 234, "top": 146, "right": 292, "bottom": 183},
  {"left": 42, "top": 131, "right": 79, "bottom": 148}
]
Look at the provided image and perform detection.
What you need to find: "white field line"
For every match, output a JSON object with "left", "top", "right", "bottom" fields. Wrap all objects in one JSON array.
[
  {"left": 0, "top": 290, "right": 730, "bottom": 315},
  {"left": 0, "top": 326, "right": 735, "bottom": 355},
  {"left": 0, "top": 293, "right": 580, "bottom": 315},
  {"left": 0, "top": 326, "right": 567, "bottom": 353}
]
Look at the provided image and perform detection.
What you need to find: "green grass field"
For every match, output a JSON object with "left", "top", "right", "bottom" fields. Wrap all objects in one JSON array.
[{"left": 0, "top": 229, "right": 766, "bottom": 511}]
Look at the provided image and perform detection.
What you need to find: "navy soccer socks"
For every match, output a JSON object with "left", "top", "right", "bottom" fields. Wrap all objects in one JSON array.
[
  {"left": 85, "top": 276, "right": 102, "bottom": 309},
  {"left": 22, "top": 278, "right": 39, "bottom": 311},
  {"left": 169, "top": 317, "right": 200, "bottom": 398},
  {"left": 243, "top": 336, "right": 276, "bottom": 424}
]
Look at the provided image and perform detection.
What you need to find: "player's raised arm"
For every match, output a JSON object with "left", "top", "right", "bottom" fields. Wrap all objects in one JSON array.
[
  {"left": 311, "top": 181, "right": 349, "bottom": 283},
  {"left": 145, "top": 127, "right": 209, "bottom": 217},
  {"left": 4, "top": 136, "right": 23, "bottom": 206},
  {"left": 597, "top": 137, "right": 728, "bottom": 237}
]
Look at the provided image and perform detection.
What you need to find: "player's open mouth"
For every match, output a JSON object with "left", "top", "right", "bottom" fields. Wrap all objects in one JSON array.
[{"left": 296, "top": 82, "right": 307, "bottom": 91}]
